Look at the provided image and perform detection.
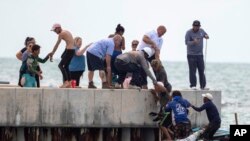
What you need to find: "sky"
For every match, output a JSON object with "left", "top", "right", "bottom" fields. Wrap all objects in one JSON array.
[{"left": 0, "top": 0, "right": 250, "bottom": 63}]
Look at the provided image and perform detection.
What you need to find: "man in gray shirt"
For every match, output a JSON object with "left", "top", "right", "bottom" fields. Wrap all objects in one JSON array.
[
  {"left": 185, "top": 20, "right": 209, "bottom": 89},
  {"left": 114, "top": 47, "right": 165, "bottom": 91}
]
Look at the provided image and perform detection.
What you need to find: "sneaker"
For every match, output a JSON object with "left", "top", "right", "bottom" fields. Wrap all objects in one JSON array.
[
  {"left": 102, "top": 82, "right": 110, "bottom": 89},
  {"left": 88, "top": 81, "right": 97, "bottom": 88},
  {"left": 190, "top": 86, "right": 197, "bottom": 90}
]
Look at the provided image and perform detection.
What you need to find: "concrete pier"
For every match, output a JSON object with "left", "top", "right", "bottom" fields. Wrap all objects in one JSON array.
[{"left": 0, "top": 87, "right": 221, "bottom": 140}]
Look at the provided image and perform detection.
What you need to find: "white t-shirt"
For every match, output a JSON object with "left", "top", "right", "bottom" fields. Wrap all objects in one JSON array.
[{"left": 138, "top": 30, "right": 163, "bottom": 51}]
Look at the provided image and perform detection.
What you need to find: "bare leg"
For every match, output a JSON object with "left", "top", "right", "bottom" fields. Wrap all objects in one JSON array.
[
  {"left": 88, "top": 71, "right": 94, "bottom": 82},
  {"left": 160, "top": 126, "right": 172, "bottom": 141},
  {"left": 99, "top": 70, "right": 106, "bottom": 82}
]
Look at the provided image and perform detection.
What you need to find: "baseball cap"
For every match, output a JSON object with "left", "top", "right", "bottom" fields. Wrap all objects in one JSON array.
[
  {"left": 202, "top": 93, "right": 213, "bottom": 100},
  {"left": 193, "top": 20, "right": 201, "bottom": 26},
  {"left": 51, "top": 23, "right": 61, "bottom": 31}
]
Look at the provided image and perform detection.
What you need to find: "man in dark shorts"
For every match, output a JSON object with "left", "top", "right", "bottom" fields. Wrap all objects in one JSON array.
[
  {"left": 86, "top": 35, "right": 122, "bottom": 88},
  {"left": 50, "top": 23, "right": 75, "bottom": 88}
]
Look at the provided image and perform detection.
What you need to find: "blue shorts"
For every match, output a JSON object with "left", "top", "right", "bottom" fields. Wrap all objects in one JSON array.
[{"left": 22, "top": 73, "right": 36, "bottom": 87}]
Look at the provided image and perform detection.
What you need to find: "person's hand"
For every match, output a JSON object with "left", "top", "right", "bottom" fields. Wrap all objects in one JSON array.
[
  {"left": 194, "top": 38, "right": 199, "bottom": 45},
  {"left": 37, "top": 72, "right": 43, "bottom": 80},
  {"left": 49, "top": 52, "right": 54, "bottom": 62},
  {"left": 150, "top": 89, "right": 157, "bottom": 95},
  {"left": 204, "top": 35, "right": 209, "bottom": 39},
  {"left": 154, "top": 83, "right": 166, "bottom": 93},
  {"left": 152, "top": 42, "right": 157, "bottom": 49},
  {"left": 47, "top": 52, "right": 53, "bottom": 57}
]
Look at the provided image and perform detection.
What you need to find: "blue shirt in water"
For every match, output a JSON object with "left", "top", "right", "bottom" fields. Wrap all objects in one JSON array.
[
  {"left": 165, "top": 96, "right": 191, "bottom": 124},
  {"left": 69, "top": 46, "right": 85, "bottom": 72},
  {"left": 192, "top": 100, "right": 221, "bottom": 124},
  {"left": 87, "top": 38, "right": 114, "bottom": 59}
]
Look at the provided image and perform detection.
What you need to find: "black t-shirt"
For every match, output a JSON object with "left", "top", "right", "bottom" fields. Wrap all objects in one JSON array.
[{"left": 20, "top": 47, "right": 27, "bottom": 53}]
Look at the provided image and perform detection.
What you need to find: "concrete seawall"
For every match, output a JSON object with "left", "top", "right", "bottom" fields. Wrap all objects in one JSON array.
[{"left": 0, "top": 87, "right": 221, "bottom": 140}]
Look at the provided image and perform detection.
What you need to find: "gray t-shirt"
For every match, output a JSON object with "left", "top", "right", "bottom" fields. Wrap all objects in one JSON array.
[
  {"left": 22, "top": 50, "right": 31, "bottom": 62},
  {"left": 116, "top": 51, "right": 157, "bottom": 84},
  {"left": 185, "top": 28, "right": 208, "bottom": 55}
]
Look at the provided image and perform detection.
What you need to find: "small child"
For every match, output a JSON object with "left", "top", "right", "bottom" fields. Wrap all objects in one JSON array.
[{"left": 21, "top": 44, "right": 51, "bottom": 87}]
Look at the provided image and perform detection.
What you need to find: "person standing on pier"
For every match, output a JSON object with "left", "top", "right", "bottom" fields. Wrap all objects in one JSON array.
[
  {"left": 86, "top": 35, "right": 122, "bottom": 88},
  {"left": 108, "top": 24, "right": 126, "bottom": 87},
  {"left": 16, "top": 37, "right": 43, "bottom": 87},
  {"left": 138, "top": 25, "right": 167, "bottom": 62},
  {"left": 21, "top": 44, "right": 51, "bottom": 87},
  {"left": 69, "top": 37, "right": 91, "bottom": 87},
  {"left": 185, "top": 20, "right": 209, "bottom": 90},
  {"left": 50, "top": 23, "right": 75, "bottom": 88}
]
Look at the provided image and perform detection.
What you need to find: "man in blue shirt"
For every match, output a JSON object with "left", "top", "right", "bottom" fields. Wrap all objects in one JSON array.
[
  {"left": 185, "top": 20, "right": 209, "bottom": 90},
  {"left": 191, "top": 93, "right": 221, "bottom": 140},
  {"left": 165, "top": 90, "right": 192, "bottom": 139},
  {"left": 86, "top": 35, "right": 122, "bottom": 88}
]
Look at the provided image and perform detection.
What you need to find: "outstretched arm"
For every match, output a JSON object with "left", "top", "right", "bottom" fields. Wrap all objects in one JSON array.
[
  {"left": 76, "top": 43, "right": 92, "bottom": 56},
  {"left": 191, "top": 103, "right": 207, "bottom": 112},
  {"left": 37, "top": 53, "right": 52, "bottom": 63},
  {"left": 16, "top": 51, "right": 23, "bottom": 61},
  {"left": 51, "top": 35, "right": 62, "bottom": 55},
  {"left": 204, "top": 34, "right": 209, "bottom": 39},
  {"left": 143, "top": 35, "right": 157, "bottom": 49},
  {"left": 155, "top": 48, "right": 160, "bottom": 60}
]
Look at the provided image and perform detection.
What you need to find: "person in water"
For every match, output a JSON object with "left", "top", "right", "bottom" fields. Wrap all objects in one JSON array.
[{"left": 191, "top": 93, "right": 221, "bottom": 140}]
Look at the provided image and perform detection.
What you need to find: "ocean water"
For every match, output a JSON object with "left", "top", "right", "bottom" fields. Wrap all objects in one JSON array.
[{"left": 1, "top": 57, "right": 250, "bottom": 129}]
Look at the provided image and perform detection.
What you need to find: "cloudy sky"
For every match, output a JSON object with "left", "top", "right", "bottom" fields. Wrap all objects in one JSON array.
[{"left": 0, "top": 0, "right": 249, "bottom": 63}]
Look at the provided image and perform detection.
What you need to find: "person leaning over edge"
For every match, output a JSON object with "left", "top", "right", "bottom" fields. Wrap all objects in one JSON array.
[
  {"left": 185, "top": 20, "right": 209, "bottom": 90},
  {"left": 138, "top": 25, "right": 166, "bottom": 62},
  {"left": 114, "top": 47, "right": 165, "bottom": 91},
  {"left": 86, "top": 35, "right": 122, "bottom": 89}
]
